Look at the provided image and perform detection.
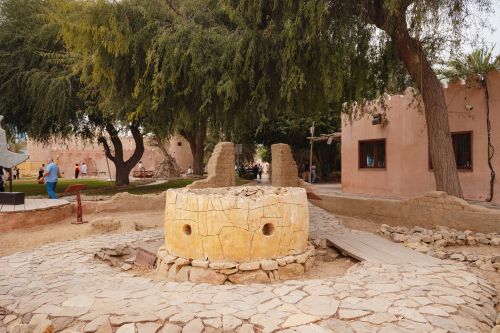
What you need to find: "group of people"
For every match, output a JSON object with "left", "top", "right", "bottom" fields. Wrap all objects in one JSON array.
[
  {"left": 0, "top": 166, "right": 21, "bottom": 192},
  {"left": 37, "top": 161, "right": 87, "bottom": 181},
  {"left": 0, "top": 167, "right": 4, "bottom": 192},
  {"left": 34, "top": 159, "right": 61, "bottom": 199},
  {"left": 252, "top": 164, "right": 264, "bottom": 180},
  {"left": 36, "top": 159, "right": 88, "bottom": 199},
  {"left": 73, "top": 162, "right": 87, "bottom": 179}
]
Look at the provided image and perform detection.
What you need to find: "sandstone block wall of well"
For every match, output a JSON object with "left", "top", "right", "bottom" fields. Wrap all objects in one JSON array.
[
  {"left": 188, "top": 142, "right": 235, "bottom": 189},
  {"left": 164, "top": 186, "right": 309, "bottom": 262},
  {"left": 271, "top": 143, "right": 299, "bottom": 187}
]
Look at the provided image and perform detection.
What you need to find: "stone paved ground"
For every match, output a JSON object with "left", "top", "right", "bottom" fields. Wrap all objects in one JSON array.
[{"left": 0, "top": 204, "right": 498, "bottom": 333}]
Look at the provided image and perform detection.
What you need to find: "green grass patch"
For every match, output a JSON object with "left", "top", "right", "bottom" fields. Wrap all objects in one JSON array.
[
  {"left": 13, "top": 175, "right": 252, "bottom": 198},
  {"left": 10, "top": 178, "right": 194, "bottom": 197},
  {"left": 9, "top": 178, "right": 115, "bottom": 197},
  {"left": 85, "top": 179, "right": 194, "bottom": 196}
]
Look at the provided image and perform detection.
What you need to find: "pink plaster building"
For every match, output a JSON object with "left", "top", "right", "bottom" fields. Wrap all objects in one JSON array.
[
  {"left": 341, "top": 69, "right": 500, "bottom": 205},
  {"left": 25, "top": 134, "right": 193, "bottom": 179}
]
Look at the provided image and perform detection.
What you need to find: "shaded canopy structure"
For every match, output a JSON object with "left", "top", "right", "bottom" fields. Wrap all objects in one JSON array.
[
  {"left": 0, "top": 115, "right": 29, "bottom": 192},
  {"left": 307, "top": 132, "right": 341, "bottom": 144}
]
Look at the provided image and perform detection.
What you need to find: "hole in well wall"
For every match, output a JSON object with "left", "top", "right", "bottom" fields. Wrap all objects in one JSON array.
[
  {"left": 183, "top": 224, "right": 192, "bottom": 236},
  {"left": 262, "top": 223, "right": 275, "bottom": 236}
]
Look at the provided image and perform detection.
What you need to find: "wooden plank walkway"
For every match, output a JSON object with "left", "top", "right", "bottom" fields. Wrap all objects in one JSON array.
[
  {"left": 0, "top": 199, "right": 70, "bottom": 213},
  {"left": 326, "top": 231, "right": 441, "bottom": 265}
]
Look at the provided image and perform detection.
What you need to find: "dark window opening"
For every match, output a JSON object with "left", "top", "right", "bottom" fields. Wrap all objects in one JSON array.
[
  {"left": 429, "top": 132, "right": 472, "bottom": 170},
  {"left": 359, "top": 139, "right": 386, "bottom": 168},
  {"left": 177, "top": 142, "right": 182, "bottom": 146}
]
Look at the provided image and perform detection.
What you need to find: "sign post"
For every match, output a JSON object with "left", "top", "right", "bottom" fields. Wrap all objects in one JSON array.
[{"left": 64, "top": 184, "right": 87, "bottom": 224}]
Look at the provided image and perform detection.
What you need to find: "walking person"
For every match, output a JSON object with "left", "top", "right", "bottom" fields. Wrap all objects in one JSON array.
[
  {"left": 74, "top": 163, "right": 80, "bottom": 179},
  {"left": 258, "top": 164, "right": 263, "bottom": 179},
  {"left": 311, "top": 162, "right": 317, "bottom": 183},
  {"left": 15, "top": 167, "right": 20, "bottom": 180},
  {"left": 252, "top": 164, "right": 258, "bottom": 180},
  {"left": 44, "top": 159, "right": 60, "bottom": 199},
  {"left": 38, "top": 164, "right": 45, "bottom": 180},
  {"left": 81, "top": 162, "right": 87, "bottom": 177}
]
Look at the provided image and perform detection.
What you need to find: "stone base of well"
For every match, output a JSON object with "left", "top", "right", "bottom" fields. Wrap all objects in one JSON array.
[{"left": 156, "top": 245, "right": 315, "bottom": 285}]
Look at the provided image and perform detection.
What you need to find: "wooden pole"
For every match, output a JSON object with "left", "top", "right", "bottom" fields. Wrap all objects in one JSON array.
[
  {"left": 105, "top": 156, "right": 112, "bottom": 181},
  {"left": 8, "top": 168, "right": 12, "bottom": 192},
  {"left": 309, "top": 123, "right": 314, "bottom": 183}
]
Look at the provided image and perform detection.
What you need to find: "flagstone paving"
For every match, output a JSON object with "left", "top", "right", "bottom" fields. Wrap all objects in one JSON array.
[{"left": 0, "top": 204, "right": 498, "bottom": 332}]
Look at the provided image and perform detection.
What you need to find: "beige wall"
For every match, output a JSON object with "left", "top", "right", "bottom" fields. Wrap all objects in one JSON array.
[
  {"left": 342, "top": 70, "right": 500, "bottom": 204},
  {"left": 25, "top": 134, "right": 193, "bottom": 179}
]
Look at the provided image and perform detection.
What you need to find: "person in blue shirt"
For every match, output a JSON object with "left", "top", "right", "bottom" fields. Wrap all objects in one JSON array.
[{"left": 44, "top": 159, "right": 60, "bottom": 199}]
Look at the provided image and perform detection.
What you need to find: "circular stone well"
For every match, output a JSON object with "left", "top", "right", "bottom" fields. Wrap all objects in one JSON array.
[{"left": 164, "top": 186, "right": 309, "bottom": 262}]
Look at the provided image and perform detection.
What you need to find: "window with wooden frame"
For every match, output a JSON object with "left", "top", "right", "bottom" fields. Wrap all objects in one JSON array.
[
  {"left": 429, "top": 132, "right": 472, "bottom": 170},
  {"left": 359, "top": 139, "right": 386, "bottom": 168}
]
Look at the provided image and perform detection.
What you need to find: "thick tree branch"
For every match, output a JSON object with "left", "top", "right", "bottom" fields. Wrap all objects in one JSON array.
[
  {"left": 125, "top": 123, "right": 145, "bottom": 169},
  {"left": 105, "top": 123, "right": 124, "bottom": 163},
  {"left": 98, "top": 135, "right": 116, "bottom": 163}
]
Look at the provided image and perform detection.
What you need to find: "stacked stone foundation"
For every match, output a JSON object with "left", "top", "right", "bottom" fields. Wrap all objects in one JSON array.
[{"left": 157, "top": 245, "right": 315, "bottom": 284}]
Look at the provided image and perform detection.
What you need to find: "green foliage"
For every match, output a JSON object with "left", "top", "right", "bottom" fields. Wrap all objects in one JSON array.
[
  {"left": 144, "top": 0, "right": 241, "bottom": 135},
  {"left": 0, "top": 0, "right": 82, "bottom": 141},
  {"left": 441, "top": 47, "right": 500, "bottom": 81},
  {"left": 50, "top": 0, "right": 172, "bottom": 122},
  {"left": 2, "top": 0, "right": 495, "bottom": 178}
]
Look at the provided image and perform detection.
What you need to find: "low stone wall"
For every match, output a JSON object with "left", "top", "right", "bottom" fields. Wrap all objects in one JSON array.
[
  {"left": 378, "top": 224, "right": 500, "bottom": 272},
  {"left": 0, "top": 203, "right": 74, "bottom": 232},
  {"left": 156, "top": 245, "right": 315, "bottom": 285},
  {"left": 311, "top": 191, "right": 500, "bottom": 233},
  {"left": 0, "top": 192, "right": 166, "bottom": 232},
  {"left": 83, "top": 192, "right": 166, "bottom": 214}
]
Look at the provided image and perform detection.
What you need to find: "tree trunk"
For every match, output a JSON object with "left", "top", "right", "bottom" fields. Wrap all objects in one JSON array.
[
  {"left": 393, "top": 30, "right": 462, "bottom": 197},
  {"left": 484, "top": 77, "right": 496, "bottom": 201},
  {"left": 98, "top": 123, "right": 145, "bottom": 187},
  {"left": 151, "top": 133, "right": 181, "bottom": 178},
  {"left": 180, "top": 120, "right": 207, "bottom": 175},
  {"left": 366, "top": 5, "right": 463, "bottom": 198},
  {"left": 114, "top": 161, "right": 131, "bottom": 187}
]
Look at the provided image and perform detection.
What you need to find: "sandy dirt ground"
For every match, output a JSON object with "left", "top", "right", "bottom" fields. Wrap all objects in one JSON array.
[
  {"left": 336, "top": 215, "right": 381, "bottom": 233},
  {"left": 0, "top": 210, "right": 164, "bottom": 257},
  {"left": 300, "top": 257, "right": 357, "bottom": 280}
]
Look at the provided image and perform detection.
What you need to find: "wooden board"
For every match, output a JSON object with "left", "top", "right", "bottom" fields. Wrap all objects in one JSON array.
[{"left": 326, "top": 231, "right": 440, "bottom": 265}]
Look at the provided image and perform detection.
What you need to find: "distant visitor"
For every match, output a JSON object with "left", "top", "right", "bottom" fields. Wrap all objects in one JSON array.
[{"left": 44, "top": 159, "right": 60, "bottom": 199}]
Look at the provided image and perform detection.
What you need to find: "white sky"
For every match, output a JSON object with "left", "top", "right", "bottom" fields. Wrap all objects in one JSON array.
[{"left": 470, "top": 1, "right": 500, "bottom": 55}]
